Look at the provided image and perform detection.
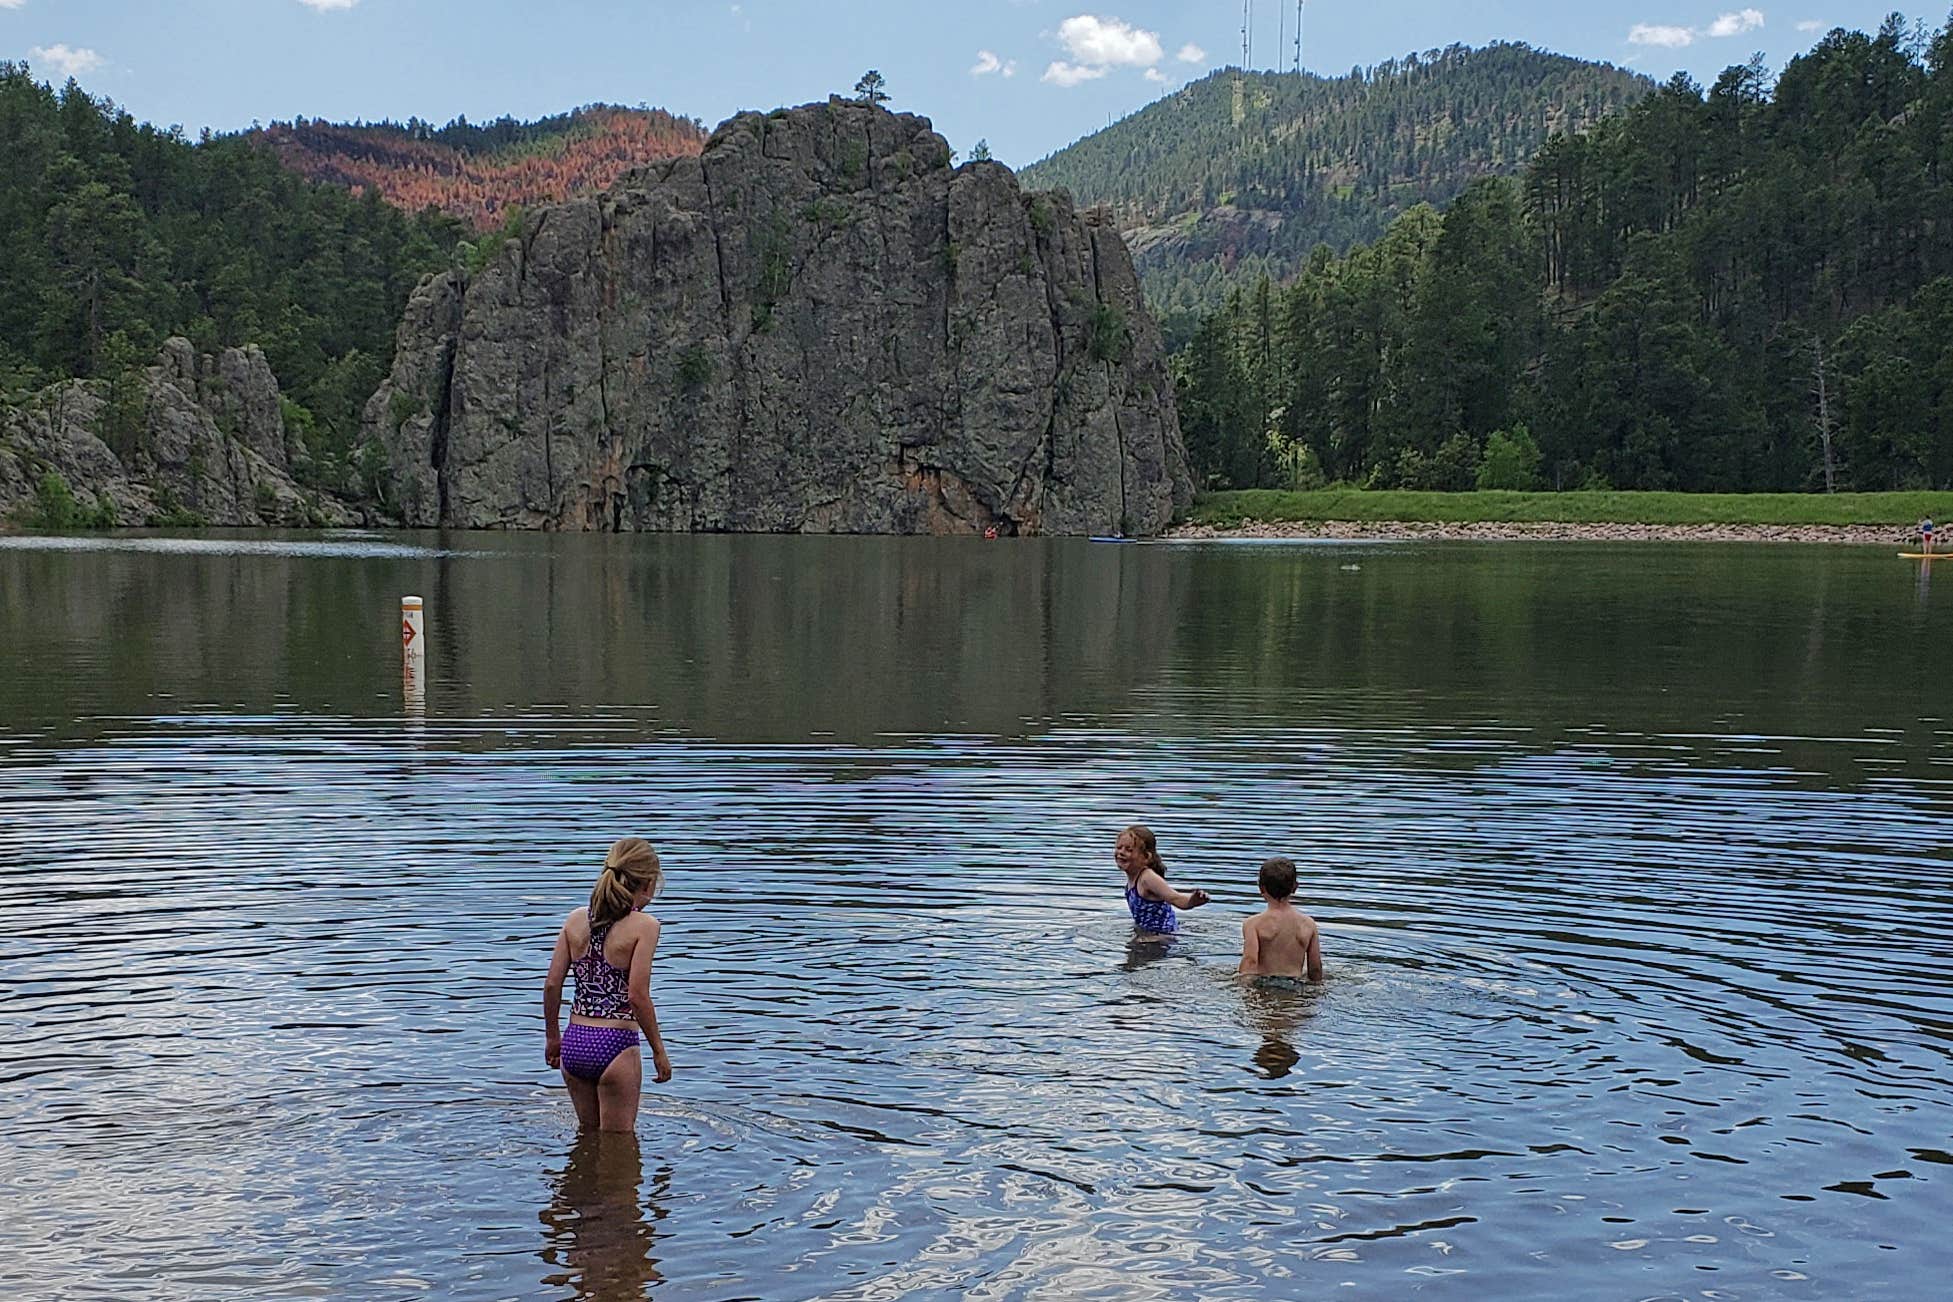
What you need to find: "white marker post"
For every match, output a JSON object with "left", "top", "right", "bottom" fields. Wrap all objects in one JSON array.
[{"left": 402, "top": 595, "right": 426, "bottom": 714}]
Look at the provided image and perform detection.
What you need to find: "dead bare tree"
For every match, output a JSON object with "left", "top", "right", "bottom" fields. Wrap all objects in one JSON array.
[{"left": 1811, "top": 333, "right": 1838, "bottom": 494}]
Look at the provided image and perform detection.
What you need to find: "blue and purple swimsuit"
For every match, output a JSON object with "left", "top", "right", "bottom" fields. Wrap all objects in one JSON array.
[
  {"left": 1126, "top": 884, "right": 1179, "bottom": 935},
  {"left": 560, "top": 918, "right": 640, "bottom": 1080}
]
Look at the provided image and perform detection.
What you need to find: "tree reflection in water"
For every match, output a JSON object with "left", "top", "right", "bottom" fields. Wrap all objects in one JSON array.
[{"left": 538, "top": 1131, "right": 668, "bottom": 1300}]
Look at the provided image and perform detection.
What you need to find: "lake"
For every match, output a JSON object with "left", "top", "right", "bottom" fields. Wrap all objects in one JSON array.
[{"left": 1, "top": 532, "right": 1948, "bottom": 1300}]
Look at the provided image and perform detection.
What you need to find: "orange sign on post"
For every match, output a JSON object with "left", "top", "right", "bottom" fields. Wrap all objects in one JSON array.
[{"left": 401, "top": 596, "right": 426, "bottom": 716}]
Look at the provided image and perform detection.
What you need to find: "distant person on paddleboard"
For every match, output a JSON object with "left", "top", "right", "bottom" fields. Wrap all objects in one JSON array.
[
  {"left": 1238, "top": 857, "right": 1325, "bottom": 983},
  {"left": 1117, "top": 824, "right": 1210, "bottom": 934},
  {"left": 1922, "top": 517, "right": 1936, "bottom": 554},
  {"left": 543, "top": 838, "right": 673, "bottom": 1132}
]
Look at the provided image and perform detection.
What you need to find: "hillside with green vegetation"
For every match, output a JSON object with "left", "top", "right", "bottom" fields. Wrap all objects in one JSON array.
[
  {"left": 1174, "top": 16, "right": 1953, "bottom": 498},
  {"left": 0, "top": 64, "right": 466, "bottom": 498},
  {"left": 1020, "top": 43, "right": 1650, "bottom": 330}
]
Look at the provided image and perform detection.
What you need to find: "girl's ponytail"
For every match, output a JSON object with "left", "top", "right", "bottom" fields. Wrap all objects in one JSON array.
[{"left": 588, "top": 837, "right": 663, "bottom": 925}]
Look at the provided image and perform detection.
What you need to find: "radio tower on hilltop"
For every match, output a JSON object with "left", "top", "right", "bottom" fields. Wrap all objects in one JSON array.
[
  {"left": 1295, "top": 0, "right": 1305, "bottom": 73},
  {"left": 1234, "top": 0, "right": 1253, "bottom": 124}
]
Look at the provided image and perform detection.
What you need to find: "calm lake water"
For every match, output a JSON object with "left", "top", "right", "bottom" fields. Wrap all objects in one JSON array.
[{"left": 1, "top": 532, "right": 1949, "bottom": 1300}]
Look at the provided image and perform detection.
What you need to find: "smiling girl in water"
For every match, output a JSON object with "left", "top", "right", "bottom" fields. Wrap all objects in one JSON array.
[
  {"left": 1117, "top": 824, "right": 1210, "bottom": 934},
  {"left": 544, "top": 838, "right": 674, "bottom": 1132}
]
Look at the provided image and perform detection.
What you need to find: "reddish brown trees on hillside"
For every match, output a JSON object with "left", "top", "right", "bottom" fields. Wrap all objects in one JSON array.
[{"left": 257, "top": 107, "right": 705, "bottom": 228}]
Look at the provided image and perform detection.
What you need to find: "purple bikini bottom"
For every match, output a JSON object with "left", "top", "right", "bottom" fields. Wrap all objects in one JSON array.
[{"left": 560, "top": 1024, "right": 639, "bottom": 1081}]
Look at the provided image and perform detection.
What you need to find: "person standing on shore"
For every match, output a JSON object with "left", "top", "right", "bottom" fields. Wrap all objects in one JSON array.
[{"left": 544, "top": 838, "right": 674, "bottom": 1132}]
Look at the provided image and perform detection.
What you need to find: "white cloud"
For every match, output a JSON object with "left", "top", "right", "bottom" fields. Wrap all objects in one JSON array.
[
  {"left": 29, "top": 44, "right": 103, "bottom": 77},
  {"left": 0, "top": 0, "right": 28, "bottom": 11},
  {"left": 1056, "top": 15, "right": 1164, "bottom": 69},
  {"left": 1796, "top": 19, "right": 1825, "bottom": 32},
  {"left": 1630, "top": 9, "right": 1767, "bottom": 49},
  {"left": 1705, "top": 8, "right": 1765, "bottom": 37},
  {"left": 1176, "top": 43, "right": 1207, "bottom": 64},
  {"left": 1043, "top": 60, "right": 1109, "bottom": 88},
  {"left": 1629, "top": 23, "right": 1697, "bottom": 48},
  {"left": 298, "top": 0, "right": 359, "bottom": 11},
  {"left": 973, "top": 51, "right": 1020, "bottom": 78},
  {"left": 1041, "top": 13, "right": 1169, "bottom": 88}
]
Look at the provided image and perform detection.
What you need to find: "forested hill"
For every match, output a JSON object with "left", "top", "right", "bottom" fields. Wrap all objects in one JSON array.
[
  {"left": 251, "top": 105, "right": 706, "bottom": 231},
  {"left": 1175, "top": 17, "right": 1953, "bottom": 497},
  {"left": 0, "top": 64, "right": 465, "bottom": 502},
  {"left": 1020, "top": 43, "right": 1649, "bottom": 324}
]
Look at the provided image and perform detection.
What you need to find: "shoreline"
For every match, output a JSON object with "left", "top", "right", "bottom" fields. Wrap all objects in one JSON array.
[{"left": 1165, "top": 519, "right": 1920, "bottom": 545}]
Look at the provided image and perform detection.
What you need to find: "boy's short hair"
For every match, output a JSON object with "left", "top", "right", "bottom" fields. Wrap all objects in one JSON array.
[{"left": 1259, "top": 856, "right": 1297, "bottom": 900}]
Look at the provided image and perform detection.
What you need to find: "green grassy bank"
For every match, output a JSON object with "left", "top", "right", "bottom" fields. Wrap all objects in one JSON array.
[{"left": 1187, "top": 489, "right": 1953, "bottom": 528}]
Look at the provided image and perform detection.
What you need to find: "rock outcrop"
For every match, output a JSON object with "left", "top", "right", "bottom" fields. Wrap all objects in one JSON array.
[
  {"left": 0, "top": 340, "right": 354, "bottom": 528},
  {"left": 363, "top": 98, "right": 1192, "bottom": 534}
]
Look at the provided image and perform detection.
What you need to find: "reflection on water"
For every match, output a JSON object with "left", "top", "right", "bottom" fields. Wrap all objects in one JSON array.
[
  {"left": 0, "top": 529, "right": 478, "bottom": 559},
  {"left": 1241, "top": 979, "right": 1318, "bottom": 1081},
  {"left": 0, "top": 534, "right": 1949, "bottom": 1299},
  {"left": 539, "top": 1134, "right": 666, "bottom": 1302}
]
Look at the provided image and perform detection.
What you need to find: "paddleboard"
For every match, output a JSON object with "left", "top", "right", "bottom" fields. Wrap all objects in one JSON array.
[
  {"left": 1899, "top": 552, "right": 1950, "bottom": 559},
  {"left": 1089, "top": 536, "right": 1133, "bottom": 544}
]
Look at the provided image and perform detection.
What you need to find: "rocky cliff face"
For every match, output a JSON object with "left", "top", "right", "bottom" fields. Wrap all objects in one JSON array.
[
  {"left": 0, "top": 339, "right": 353, "bottom": 528},
  {"left": 363, "top": 98, "right": 1192, "bottom": 535}
]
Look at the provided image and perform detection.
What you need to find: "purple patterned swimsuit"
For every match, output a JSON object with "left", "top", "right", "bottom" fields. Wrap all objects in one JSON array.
[{"left": 560, "top": 918, "right": 639, "bottom": 1080}]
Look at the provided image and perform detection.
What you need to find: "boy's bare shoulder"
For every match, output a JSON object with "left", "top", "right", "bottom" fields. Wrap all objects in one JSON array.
[{"left": 1281, "top": 909, "right": 1318, "bottom": 940}]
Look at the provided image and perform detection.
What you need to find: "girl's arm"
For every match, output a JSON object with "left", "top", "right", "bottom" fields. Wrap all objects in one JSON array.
[
  {"left": 627, "top": 916, "right": 673, "bottom": 1083},
  {"left": 1139, "top": 869, "right": 1209, "bottom": 910},
  {"left": 542, "top": 924, "right": 572, "bottom": 1067}
]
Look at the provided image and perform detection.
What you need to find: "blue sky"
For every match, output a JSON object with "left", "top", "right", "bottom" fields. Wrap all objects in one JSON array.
[{"left": 1, "top": 2, "right": 1937, "bottom": 165}]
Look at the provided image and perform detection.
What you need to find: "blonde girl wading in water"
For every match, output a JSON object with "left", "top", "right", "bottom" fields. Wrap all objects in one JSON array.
[{"left": 543, "top": 838, "right": 673, "bottom": 1132}]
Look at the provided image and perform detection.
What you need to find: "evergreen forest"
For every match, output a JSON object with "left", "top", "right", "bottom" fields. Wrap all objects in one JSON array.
[
  {"left": 1174, "top": 17, "right": 1953, "bottom": 495},
  {"left": 0, "top": 63, "right": 467, "bottom": 496},
  {"left": 1021, "top": 44, "right": 1651, "bottom": 326}
]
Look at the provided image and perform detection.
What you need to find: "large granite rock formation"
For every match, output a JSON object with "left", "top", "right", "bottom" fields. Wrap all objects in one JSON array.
[
  {"left": 363, "top": 98, "right": 1192, "bottom": 534},
  {"left": 0, "top": 339, "right": 353, "bottom": 528}
]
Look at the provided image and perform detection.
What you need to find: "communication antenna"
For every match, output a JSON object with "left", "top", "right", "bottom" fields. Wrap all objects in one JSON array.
[
  {"left": 1296, "top": 0, "right": 1305, "bottom": 74},
  {"left": 1233, "top": 0, "right": 1250, "bottom": 124},
  {"left": 1242, "top": 0, "right": 1253, "bottom": 71},
  {"left": 1279, "top": 1, "right": 1285, "bottom": 72}
]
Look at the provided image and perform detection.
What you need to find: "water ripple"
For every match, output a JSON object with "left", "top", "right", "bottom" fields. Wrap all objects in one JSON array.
[{"left": 2, "top": 538, "right": 1949, "bottom": 1298}]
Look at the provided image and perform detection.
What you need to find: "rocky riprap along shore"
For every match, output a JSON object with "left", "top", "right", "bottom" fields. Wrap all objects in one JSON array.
[
  {"left": 0, "top": 338, "right": 353, "bottom": 528},
  {"left": 1168, "top": 520, "right": 1916, "bottom": 545},
  {"left": 364, "top": 97, "right": 1191, "bottom": 535}
]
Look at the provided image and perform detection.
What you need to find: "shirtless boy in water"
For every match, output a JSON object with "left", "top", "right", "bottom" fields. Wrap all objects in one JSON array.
[{"left": 1239, "top": 857, "right": 1324, "bottom": 982}]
